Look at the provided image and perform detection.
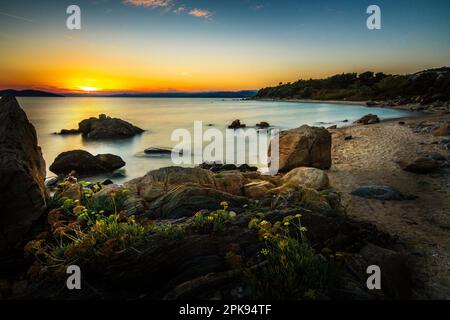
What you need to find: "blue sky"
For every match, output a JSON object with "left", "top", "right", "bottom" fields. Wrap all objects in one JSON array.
[{"left": 0, "top": 0, "right": 449, "bottom": 92}]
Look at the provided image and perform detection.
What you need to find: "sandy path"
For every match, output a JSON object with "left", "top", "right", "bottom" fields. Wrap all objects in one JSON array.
[{"left": 328, "top": 114, "right": 450, "bottom": 299}]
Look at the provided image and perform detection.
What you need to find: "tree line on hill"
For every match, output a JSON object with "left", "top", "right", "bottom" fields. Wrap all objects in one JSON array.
[{"left": 254, "top": 67, "right": 450, "bottom": 104}]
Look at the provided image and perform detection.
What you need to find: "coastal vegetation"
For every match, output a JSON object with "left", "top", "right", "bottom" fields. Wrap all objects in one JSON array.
[{"left": 254, "top": 67, "right": 450, "bottom": 104}]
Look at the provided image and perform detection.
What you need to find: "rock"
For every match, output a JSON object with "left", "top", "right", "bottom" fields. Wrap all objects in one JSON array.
[
  {"left": 398, "top": 121, "right": 405, "bottom": 125},
  {"left": 214, "top": 171, "right": 247, "bottom": 195},
  {"left": 144, "top": 147, "right": 182, "bottom": 156},
  {"left": 327, "top": 125, "right": 337, "bottom": 129},
  {"left": 256, "top": 121, "right": 270, "bottom": 128},
  {"left": 244, "top": 180, "right": 276, "bottom": 199},
  {"left": 238, "top": 164, "right": 258, "bottom": 172},
  {"left": 228, "top": 119, "right": 246, "bottom": 129},
  {"left": 125, "top": 167, "right": 217, "bottom": 203},
  {"left": 398, "top": 157, "right": 440, "bottom": 174},
  {"left": 281, "top": 167, "right": 330, "bottom": 190},
  {"left": 94, "top": 153, "right": 126, "bottom": 172},
  {"left": 101, "top": 179, "right": 114, "bottom": 186},
  {"left": 54, "top": 182, "right": 83, "bottom": 202},
  {"left": 350, "top": 185, "right": 407, "bottom": 201},
  {"left": 45, "top": 177, "right": 59, "bottom": 187},
  {"left": 58, "top": 129, "right": 80, "bottom": 135},
  {"left": 147, "top": 184, "right": 249, "bottom": 219},
  {"left": 0, "top": 96, "right": 49, "bottom": 252},
  {"left": 354, "top": 114, "right": 380, "bottom": 125},
  {"left": 270, "top": 125, "right": 332, "bottom": 172},
  {"left": 93, "top": 184, "right": 146, "bottom": 216},
  {"left": 49, "top": 150, "right": 125, "bottom": 176},
  {"left": 344, "top": 135, "right": 353, "bottom": 140},
  {"left": 74, "top": 114, "right": 144, "bottom": 139},
  {"left": 360, "top": 244, "right": 412, "bottom": 299},
  {"left": 432, "top": 122, "right": 450, "bottom": 136},
  {"left": 221, "top": 164, "right": 238, "bottom": 171}
]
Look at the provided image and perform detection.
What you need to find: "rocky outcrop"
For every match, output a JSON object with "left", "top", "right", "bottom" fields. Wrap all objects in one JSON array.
[
  {"left": 59, "top": 114, "right": 144, "bottom": 139},
  {"left": 270, "top": 125, "right": 332, "bottom": 172},
  {"left": 354, "top": 114, "right": 380, "bottom": 125},
  {"left": 0, "top": 96, "right": 48, "bottom": 252},
  {"left": 147, "top": 184, "right": 249, "bottom": 219},
  {"left": 49, "top": 150, "right": 125, "bottom": 176}
]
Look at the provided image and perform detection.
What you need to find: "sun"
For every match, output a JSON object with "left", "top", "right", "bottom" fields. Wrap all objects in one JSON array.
[{"left": 78, "top": 86, "right": 99, "bottom": 92}]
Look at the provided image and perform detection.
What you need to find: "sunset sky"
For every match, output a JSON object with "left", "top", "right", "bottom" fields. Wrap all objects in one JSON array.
[{"left": 0, "top": 0, "right": 449, "bottom": 94}]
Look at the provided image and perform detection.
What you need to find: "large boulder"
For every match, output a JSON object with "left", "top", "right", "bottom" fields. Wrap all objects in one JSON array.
[
  {"left": 77, "top": 114, "right": 144, "bottom": 139},
  {"left": 270, "top": 125, "right": 331, "bottom": 172},
  {"left": 281, "top": 167, "right": 330, "bottom": 190},
  {"left": 49, "top": 150, "right": 125, "bottom": 176},
  {"left": 0, "top": 96, "right": 48, "bottom": 251}
]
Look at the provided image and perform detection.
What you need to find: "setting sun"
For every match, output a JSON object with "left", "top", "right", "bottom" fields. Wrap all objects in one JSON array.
[{"left": 78, "top": 86, "right": 98, "bottom": 92}]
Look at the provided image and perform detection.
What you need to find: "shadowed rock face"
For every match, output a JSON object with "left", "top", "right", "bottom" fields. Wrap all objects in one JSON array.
[
  {"left": 0, "top": 95, "right": 48, "bottom": 252},
  {"left": 78, "top": 114, "right": 144, "bottom": 139},
  {"left": 49, "top": 150, "right": 125, "bottom": 176}
]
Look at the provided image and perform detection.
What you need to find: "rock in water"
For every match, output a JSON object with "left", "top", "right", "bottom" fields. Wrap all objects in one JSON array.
[
  {"left": 270, "top": 125, "right": 331, "bottom": 172},
  {"left": 77, "top": 114, "right": 144, "bottom": 139},
  {"left": 228, "top": 119, "right": 246, "bottom": 129},
  {"left": 49, "top": 150, "right": 125, "bottom": 176},
  {"left": 350, "top": 185, "right": 406, "bottom": 201},
  {"left": 0, "top": 96, "right": 48, "bottom": 252},
  {"left": 354, "top": 114, "right": 380, "bottom": 125}
]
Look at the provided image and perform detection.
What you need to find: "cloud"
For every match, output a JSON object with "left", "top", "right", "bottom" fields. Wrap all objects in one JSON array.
[
  {"left": 173, "top": 6, "right": 186, "bottom": 14},
  {"left": 123, "top": 0, "right": 172, "bottom": 8},
  {"left": 189, "top": 8, "right": 212, "bottom": 19}
]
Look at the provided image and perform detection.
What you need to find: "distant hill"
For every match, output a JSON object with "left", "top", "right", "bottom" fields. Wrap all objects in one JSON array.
[
  {"left": 254, "top": 67, "right": 450, "bottom": 103},
  {"left": 0, "top": 89, "right": 64, "bottom": 97},
  {"left": 108, "top": 90, "right": 258, "bottom": 98}
]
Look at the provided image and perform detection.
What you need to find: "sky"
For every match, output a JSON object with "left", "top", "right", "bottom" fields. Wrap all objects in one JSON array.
[{"left": 0, "top": 0, "right": 449, "bottom": 94}]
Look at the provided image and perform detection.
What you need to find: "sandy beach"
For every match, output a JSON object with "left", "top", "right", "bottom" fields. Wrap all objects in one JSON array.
[{"left": 328, "top": 112, "right": 450, "bottom": 299}]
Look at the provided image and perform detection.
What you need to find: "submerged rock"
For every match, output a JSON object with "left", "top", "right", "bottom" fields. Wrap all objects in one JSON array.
[
  {"left": 49, "top": 150, "right": 125, "bottom": 176},
  {"left": 270, "top": 125, "right": 332, "bottom": 172},
  {"left": 0, "top": 95, "right": 49, "bottom": 252},
  {"left": 144, "top": 147, "right": 182, "bottom": 155}
]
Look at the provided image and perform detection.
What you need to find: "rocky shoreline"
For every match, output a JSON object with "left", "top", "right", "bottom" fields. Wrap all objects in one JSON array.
[{"left": 0, "top": 95, "right": 449, "bottom": 300}]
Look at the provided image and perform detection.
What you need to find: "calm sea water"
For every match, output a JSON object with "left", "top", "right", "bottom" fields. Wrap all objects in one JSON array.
[{"left": 19, "top": 97, "right": 411, "bottom": 183}]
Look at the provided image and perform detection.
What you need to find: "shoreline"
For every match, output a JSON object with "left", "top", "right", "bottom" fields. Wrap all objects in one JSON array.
[{"left": 252, "top": 98, "right": 368, "bottom": 106}]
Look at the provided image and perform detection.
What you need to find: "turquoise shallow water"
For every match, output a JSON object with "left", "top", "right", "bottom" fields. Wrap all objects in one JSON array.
[{"left": 19, "top": 97, "right": 412, "bottom": 183}]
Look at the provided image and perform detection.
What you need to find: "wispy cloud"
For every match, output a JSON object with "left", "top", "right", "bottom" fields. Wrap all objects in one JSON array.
[
  {"left": 123, "top": 0, "right": 172, "bottom": 8},
  {"left": 0, "top": 11, "right": 33, "bottom": 23},
  {"left": 173, "top": 6, "right": 186, "bottom": 14},
  {"left": 189, "top": 8, "right": 212, "bottom": 19}
]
